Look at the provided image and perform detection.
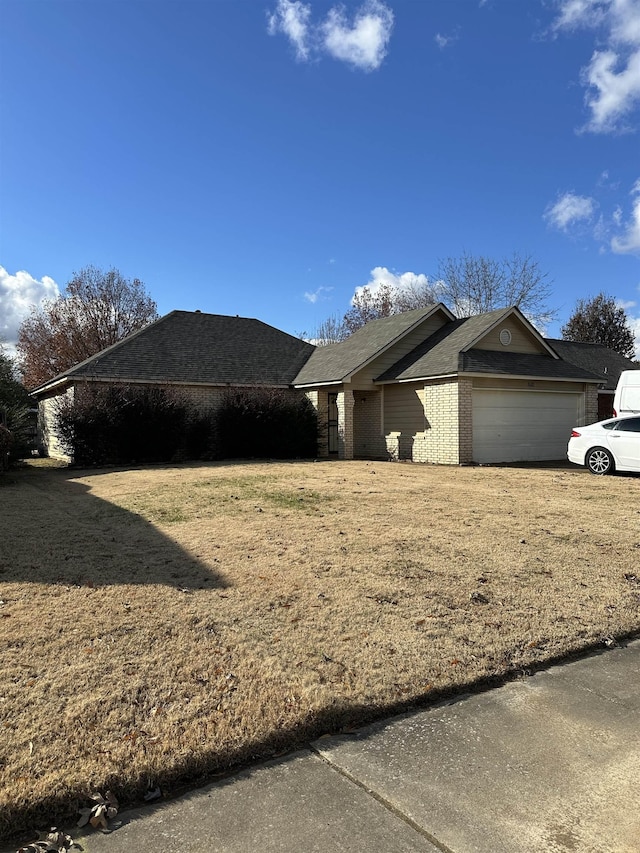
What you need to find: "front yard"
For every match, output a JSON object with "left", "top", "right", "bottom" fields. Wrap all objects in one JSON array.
[{"left": 1, "top": 459, "right": 639, "bottom": 841}]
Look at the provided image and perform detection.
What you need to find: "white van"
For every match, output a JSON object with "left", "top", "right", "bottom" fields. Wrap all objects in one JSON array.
[{"left": 613, "top": 369, "right": 640, "bottom": 416}]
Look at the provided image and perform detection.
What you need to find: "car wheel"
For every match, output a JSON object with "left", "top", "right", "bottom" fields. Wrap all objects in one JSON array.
[{"left": 586, "top": 447, "right": 615, "bottom": 475}]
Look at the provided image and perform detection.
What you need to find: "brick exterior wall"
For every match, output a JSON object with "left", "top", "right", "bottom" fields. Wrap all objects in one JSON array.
[
  {"left": 417, "top": 380, "right": 462, "bottom": 465},
  {"left": 354, "top": 391, "right": 386, "bottom": 457},
  {"left": 458, "top": 379, "right": 474, "bottom": 464},
  {"left": 337, "top": 389, "right": 354, "bottom": 459},
  {"left": 38, "top": 387, "right": 75, "bottom": 461},
  {"left": 584, "top": 384, "right": 598, "bottom": 425},
  {"left": 306, "top": 389, "right": 330, "bottom": 456}
]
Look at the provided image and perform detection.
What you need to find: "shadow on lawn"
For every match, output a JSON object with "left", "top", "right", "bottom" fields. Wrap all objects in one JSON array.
[
  {"left": 9, "top": 634, "right": 640, "bottom": 851},
  {"left": 0, "top": 465, "right": 228, "bottom": 589}
]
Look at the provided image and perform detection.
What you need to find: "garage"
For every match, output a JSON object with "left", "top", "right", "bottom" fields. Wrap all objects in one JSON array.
[{"left": 472, "top": 389, "right": 584, "bottom": 463}]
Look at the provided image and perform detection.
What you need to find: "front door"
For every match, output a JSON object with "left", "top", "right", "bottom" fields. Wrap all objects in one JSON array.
[{"left": 328, "top": 393, "right": 339, "bottom": 453}]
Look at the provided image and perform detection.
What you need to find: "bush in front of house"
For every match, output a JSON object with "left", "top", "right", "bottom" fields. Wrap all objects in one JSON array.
[
  {"left": 54, "top": 385, "right": 317, "bottom": 465},
  {"left": 216, "top": 388, "right": 318, "bottom": 459},
  {"left": 0, "top": 424, "right": 12, "bottom": 471},
  {"left": 55, "top": 385, "right": 205, "bottom": 466}
]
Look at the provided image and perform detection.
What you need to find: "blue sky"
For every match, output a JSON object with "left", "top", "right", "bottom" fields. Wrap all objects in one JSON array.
[{"left": 1, "top": 0, "right": 640, "bottom": 353}]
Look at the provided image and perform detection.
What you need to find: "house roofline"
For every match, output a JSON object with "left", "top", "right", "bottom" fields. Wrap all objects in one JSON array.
[
  {"left": 35, "top": 375, "right": 295, "bottom": 394},
  {"left": 294, "top": 379, "right": 346, "bottom": 389},
  {"left": 344, "top": 304, "right": 455, "bottom": 381},
  {"left": 459, "top": 370, "right": 601, "bottom": 384},
  {"left": 375, "top": 373, "right": 458, "bottom": 385},
  {"left": 461, "top": 306, "right": 559, "bottom": 359},
  {"left": 376, "top": 371, "right": 601, "bottom": 385}
]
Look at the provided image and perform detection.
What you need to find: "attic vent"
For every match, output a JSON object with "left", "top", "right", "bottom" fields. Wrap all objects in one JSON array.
[{"left": 499, "top": 328, "right": 512, "bottom": 346}]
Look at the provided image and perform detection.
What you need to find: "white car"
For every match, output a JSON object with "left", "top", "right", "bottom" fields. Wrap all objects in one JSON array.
[{"left": 568, "top": 416, "right": 640, "bottom": 475}]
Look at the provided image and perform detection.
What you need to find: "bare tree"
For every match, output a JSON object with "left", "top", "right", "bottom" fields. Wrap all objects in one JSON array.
[
  {"left": 18, "top": 266, "right": 158, "bottom": 388},
  {"left": 561, "top": 292, "right": 636, "bottom": 359},
  {"left": 342, "top": 279, "right": 440, "bottom": 335},
  {"left": 436, "top": 252, "right": 555, "bottom": 327},
  {"left": 313, "top": 314, "right": 350, "bottom": 345}
]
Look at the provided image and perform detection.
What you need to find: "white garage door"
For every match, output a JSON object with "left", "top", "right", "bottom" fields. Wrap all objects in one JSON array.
[{"left": 472, "top": 390, "right": 583, "bottom": 463}]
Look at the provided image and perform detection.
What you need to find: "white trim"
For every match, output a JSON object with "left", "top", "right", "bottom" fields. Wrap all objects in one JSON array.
[
  {"left": 295, "top": 379, "right": 344, "bottom": 389},
  {"left": 376, "top": 373, "right": 458, "bottom": 385},
  {"left": 472, "top": 385, "right": 583, "bottom": 395}
]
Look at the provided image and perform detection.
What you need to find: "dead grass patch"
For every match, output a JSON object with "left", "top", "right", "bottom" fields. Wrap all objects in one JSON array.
[{"left": 1, "top": 459, "right": 639, "bottom": 842}]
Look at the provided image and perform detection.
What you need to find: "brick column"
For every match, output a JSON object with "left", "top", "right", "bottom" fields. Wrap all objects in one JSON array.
[
  {"left": 338, "top": 389, "right": 354, "bottom": 459},
  {"left": 458, "top": 379, "right": 473, "bottom": 464},
  {"left": 584, "top": 384, "right": 598, "bottom": 425}
]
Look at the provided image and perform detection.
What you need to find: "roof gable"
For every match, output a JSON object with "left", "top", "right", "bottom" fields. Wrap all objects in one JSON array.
[
  {"left": 293, "top": 304, "right": 454, "bottom": 386},
  {"left": 34, "top": 311, "right": 316, "bottom": 394},
  {"left": 376, "top": 308, "right": 598, "bottom": 383}
]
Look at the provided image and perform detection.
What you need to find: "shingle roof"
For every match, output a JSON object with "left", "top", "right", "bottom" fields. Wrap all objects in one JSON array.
[
  {"left": 377, "top": 310, "right": 601, "bottom": 383},
  {"left": 546, "top": 339, "right": 638, "bottom": 391},
  {"left": 375, "top": 308, "right": 514, "bottom": 381},
  {"left": 35, "top": 311, "right": 316, "bottom": 392},
  {"left": 293, "top": 306, "right": 441, "bottom": 385},
  {"left": 461, "top": 349, "right": 601, "bottom": 381}
]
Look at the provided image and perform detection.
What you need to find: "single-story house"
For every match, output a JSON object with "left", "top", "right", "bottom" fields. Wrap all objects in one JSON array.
[
  {"left": 32, "top": 303, "right": 634, "bottom": 464},
  {"left": 33, "top": 310, "right": 315, "bottom": 460}
]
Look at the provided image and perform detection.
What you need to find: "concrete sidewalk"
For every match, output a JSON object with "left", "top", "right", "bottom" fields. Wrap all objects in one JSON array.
[{"left": 16, "top": 641, "right": 640, "bottom": 853}]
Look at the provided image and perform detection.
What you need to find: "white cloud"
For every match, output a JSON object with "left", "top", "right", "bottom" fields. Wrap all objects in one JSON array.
[
  {"left": 304, "top": 285, "right": 333, "bottom": 303},
  {"left": 611, "top": 180, "right": 640, "bottom": 253},
  {"left": 581, "top": 48, "right": 640, "bottom": 133},
  {"left": 351, "top": 266, "right": 434, "bottom": 303},
  {"left": 322, "top": 0, "right": 394, "bottom": 71},
  {"left": 625, "top": 310, "right": 640, "bottom": 358},
  {"left": 268, "top": 0, "right": 394, "bottom": 71},
  {"left": 616, "top": 297, "right": 637, "bottom": 309},
  {"left": 554, "top": 0, "right": 640, "bottom": 132},
  {"left": 434, "top": 31, "right": 458, "bottom": 49},
  {"left": 544, "top": 191, "right": 597, "bottom": 230},
  {"left": 0, "top": 266, "right": 60, "bottom": 350},
  {"left": 267, "top": 0, "right": 312, "bottom": 61}
]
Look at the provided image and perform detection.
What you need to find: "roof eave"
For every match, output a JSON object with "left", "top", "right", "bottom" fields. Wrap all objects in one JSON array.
[
  {"left": 459, "top": 370, "right": 601, "bottom": 384},
  {"left": 375, "top": 372, "right": 458, "bottom": 384}
]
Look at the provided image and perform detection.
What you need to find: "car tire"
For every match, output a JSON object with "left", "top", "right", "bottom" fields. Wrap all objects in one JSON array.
[{"left": 586, "top": 446, "right": 615, "bottom": 475}]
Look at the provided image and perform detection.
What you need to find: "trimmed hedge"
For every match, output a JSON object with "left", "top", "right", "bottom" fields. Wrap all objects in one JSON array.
[
  {"left": 217, "top": 388, "right": 318, "bottom": 459},
  {"left": 54, "top": 385, "right": 318, "bottom": 465},
  {"left": 55, "top": 386, "right": 212, "bottom": 466}
]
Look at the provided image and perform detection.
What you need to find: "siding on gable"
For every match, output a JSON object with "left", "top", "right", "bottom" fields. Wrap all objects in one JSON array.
[
  {"left": 351, "top": 312, "right": 450, "bottom": 386},
  {"left": 472, "top": 316, "right": 545, "bottom": 354}
]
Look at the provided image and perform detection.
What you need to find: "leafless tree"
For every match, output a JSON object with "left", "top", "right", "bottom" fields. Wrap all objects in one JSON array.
[
  {"left": 436, "top": 252, "right": 555, "bottom": 327},
  {"left": 342, "top": 279, "right": 441, "bottom": 335}
]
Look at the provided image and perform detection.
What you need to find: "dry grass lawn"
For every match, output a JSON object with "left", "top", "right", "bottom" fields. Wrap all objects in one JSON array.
[{"left": 1, "top": 458, "right": 639, "bottom": 841}]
